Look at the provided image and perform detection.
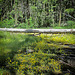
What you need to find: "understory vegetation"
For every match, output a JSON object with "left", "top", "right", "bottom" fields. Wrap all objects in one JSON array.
[
  {"left": 0, "top": 19, "right": 75, "bottom": 29},
  {"left": 0, "top": 31, "right": 75, "bottom": 75},
  {"left": 0, "top": 0, "right": 75, "bottom": 29}
]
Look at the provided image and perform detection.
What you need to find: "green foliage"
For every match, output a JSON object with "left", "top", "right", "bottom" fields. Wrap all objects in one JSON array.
[
  {"left": 51, "top": 23, "right": 58, "bottom": 27},
  {"left": 45, "top": 34, "right": 75, "bottom": 44},
  {"left": 0, "top": 0, "right": 2, "bottom": 2},
  {"left": 66, "top": 20, "right": 75, "bottom": 28},
  {"left": 0, "top": 0, "right": 75, "bottom": 28},
  {"left": 8, "top": 52, "right": 61, "bottom": 75},
  {"left": 53, "top": 20, "right": 75, "bottom": 29},
  {"left": 0, "top": 69, "right": 10, "bottom": 75},
  {"left": 25, "top": 17, "right": 38, "bottom": 28},
  {"left": 65, "top": 8, "right": 74, "bottom": 14},
  {"left": 0, "top": 18, "right": 15, "bottom": 28},
  {"left": 0, "top": 31, "right": 75, "bottom": 74},
  {"left": 18, "top": 23, "right": 26, "bottom": 28},
  {"left": 26, "top": 17, "right": 34, "bottom": 28},
  {"left": 0, "top": 31, "right": 41, "bottom": 66},
  {"left": 0, "top": 32, "right": 23, "bottom": 65}
]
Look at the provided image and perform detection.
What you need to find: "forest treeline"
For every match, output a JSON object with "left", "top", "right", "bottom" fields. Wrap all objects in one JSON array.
[{"left": 0, "top": 0, "right": 75, "bottom": 28}]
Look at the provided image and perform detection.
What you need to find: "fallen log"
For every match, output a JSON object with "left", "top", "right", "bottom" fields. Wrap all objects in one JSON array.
[
  {"left": 0, "top": 28, "right": 75, "bottom": 33},
  {"left": 59, "top": 60, "right": 75, "bottom": 68}
]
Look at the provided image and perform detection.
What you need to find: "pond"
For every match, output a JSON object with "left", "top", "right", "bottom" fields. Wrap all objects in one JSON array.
[{"left": 0, "top": 31, "right": 75, "bottom": 75}]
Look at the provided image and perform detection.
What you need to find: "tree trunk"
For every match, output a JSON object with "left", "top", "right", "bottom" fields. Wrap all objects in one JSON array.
[
  {"left": 59, "top": 0, "right": 62, "bottom": 27},
  {"left": 26, "top": 0, "right": 30, "bottom": 19},
  {"left": 11, "top": 0, "right": 12, "bottom": 6},
  {"left": 14, "top": 0, "right": 18, "bottom": 26},
  {"left": 26, "top": 0, "right": 30, "bottom": 25},
  {"left": 59, "top": 10, "right": 61, "bottom": 27},
  {"left": 0, "top": 28, "right": 75, "bottom": 33}
]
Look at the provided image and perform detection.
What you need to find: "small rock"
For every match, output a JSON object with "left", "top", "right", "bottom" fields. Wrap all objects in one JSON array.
[{"left": 26, "top": 49, "right": 34, "bottom": 53}]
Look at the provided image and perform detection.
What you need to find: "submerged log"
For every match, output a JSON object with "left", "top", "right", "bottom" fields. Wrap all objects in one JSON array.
[{"left": 0, "top": 28, "right": 75, "bottom": 33}]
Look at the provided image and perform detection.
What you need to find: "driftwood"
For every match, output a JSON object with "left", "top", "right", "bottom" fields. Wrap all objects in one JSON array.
[{"left": 0, "top": 28, "right": 75, "bottom": 33}]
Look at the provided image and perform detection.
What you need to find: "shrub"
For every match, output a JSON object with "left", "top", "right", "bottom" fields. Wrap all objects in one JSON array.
[
  {"left": 66, "top": 20, "right": 75, "bottom": 28},
  {"left": 0, "top": 18, "right": 15, "bottom": 28},
  {"left": 18, "top": 23, "right": 26, "bottom": 28}
]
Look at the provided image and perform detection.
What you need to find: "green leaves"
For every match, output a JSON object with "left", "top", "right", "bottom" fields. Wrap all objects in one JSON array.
[
  {"left": 0, "top": 0, "right": 75, "bottom": 28},
  {"left": 0, "top": 18, "right": 15, "bottom": 28},
  {"left": 65, "top": 8, "right": 74, "bottom": 14},
  {"left": 0, "top": 0, "right": 2, "bottom": 2}
]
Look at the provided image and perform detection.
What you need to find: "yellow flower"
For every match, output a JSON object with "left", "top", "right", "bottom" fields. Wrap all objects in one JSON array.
[{"left": 10, "top": 60, "right": 11, "bottom": 62}]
